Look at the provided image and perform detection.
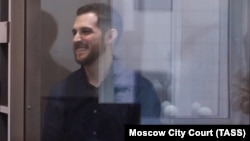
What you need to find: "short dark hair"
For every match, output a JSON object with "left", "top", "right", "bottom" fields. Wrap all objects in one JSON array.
[{"left": 76, "top": 3, "right": 123, "bottom": 46}]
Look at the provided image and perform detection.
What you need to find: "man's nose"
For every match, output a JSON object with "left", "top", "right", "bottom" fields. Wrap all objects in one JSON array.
[{"left": 73, "top": 32, "right": 82, "bottom": 42}]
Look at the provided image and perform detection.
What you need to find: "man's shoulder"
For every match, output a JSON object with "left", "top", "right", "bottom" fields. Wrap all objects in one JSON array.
[
  {"left": 49, "top": 68, "right": 83, "bottom": 97},
  {"left": 56, "top": 68, "right": 82, "bottom": 84},
  {"left": 134, "top": 71, "right": 150, "bottom": 82},
  {"left": 113, "top": 60, "right": 154, "bottom": 89},
  {"left": 134, "top": 71, "right": 155, "bottom": 89}
]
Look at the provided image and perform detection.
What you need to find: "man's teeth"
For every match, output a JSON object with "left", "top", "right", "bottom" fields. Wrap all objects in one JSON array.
[
  {"left": 76, "top": 46, "right": 87, "bottom": 51},
  {"left": 77, "top": 48, "right": 86, "bottom": 51}
]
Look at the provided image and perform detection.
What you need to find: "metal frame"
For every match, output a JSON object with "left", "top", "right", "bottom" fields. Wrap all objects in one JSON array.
[
  {"left": 24, "top": 0, "right": 41, "bottom": 141},
  {"left": 9, "top": 0, "right": 41, "bottom": 140},
  {"left": 9, "top": 0, "right": 25, "bottom": 141}
]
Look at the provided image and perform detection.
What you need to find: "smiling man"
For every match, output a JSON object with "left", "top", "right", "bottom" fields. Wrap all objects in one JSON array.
[{"left": 42, "top": 3, "right": 161, "bottom": 141}]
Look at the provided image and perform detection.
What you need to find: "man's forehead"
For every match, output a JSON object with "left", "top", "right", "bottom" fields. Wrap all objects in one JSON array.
[
  {"left": 73, "top": 12, "right": 98, "bottom": 29},
  {"left": 76, "top": 12, "right": 98, "bottom": 22}
]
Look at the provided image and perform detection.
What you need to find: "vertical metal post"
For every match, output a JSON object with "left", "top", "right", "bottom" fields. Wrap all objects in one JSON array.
[
  {"left": 25, "top": 0, "right": 41, "bottom": 141},
  {"left": 9, "top": 0, "right": 25, "bottom": 140}
]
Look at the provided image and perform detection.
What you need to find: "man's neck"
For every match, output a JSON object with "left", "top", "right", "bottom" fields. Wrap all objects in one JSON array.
[{"left": 84, "top": 53, "right": 112, "bottom": 88}]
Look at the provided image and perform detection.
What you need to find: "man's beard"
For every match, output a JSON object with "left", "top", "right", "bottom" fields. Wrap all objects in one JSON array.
[{"left": 75, "top": 44, "right": 106, "bottom": 66}]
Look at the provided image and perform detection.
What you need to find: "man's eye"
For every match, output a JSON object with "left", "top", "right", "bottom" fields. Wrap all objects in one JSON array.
[
  {"left": 80, "top": 29, "right": 92, "bottom": 34},
  {"left": 72, "top": 30, "right": 76, "bottom": 36}
]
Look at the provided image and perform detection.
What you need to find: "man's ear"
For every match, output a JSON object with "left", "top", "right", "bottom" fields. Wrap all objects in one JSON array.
[{"left": 104, "top": 28, "right": 118, "bottom": 45}]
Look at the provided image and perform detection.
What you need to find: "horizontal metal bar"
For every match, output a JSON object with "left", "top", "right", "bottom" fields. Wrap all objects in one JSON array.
[
  {"left": 0, "top": 21, "right": 9, "bottom": 43},
  {"left": 0, "top": 105, "right": 9, "bottom": 114}
]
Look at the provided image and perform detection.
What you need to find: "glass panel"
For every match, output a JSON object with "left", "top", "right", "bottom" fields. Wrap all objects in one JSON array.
[
  {"left": 110, "top": 0, "right": 231, "bottom": 120},
  {"left": 0, "top": 114, "right": 7, "bottom": 141},
  {"left": 40, "top": 0, "right": 249, "bottom": 140},
  {"left": 165, "top": 0, "right": 229, "bottom": 118}
]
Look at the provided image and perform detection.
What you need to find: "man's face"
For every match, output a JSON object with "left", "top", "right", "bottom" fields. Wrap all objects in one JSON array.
[{"left": 72, "top": 12, "right": 105, "bottom": 65}]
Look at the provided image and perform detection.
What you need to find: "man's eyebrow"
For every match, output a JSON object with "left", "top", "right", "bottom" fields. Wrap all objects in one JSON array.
[
  {"left": 72, "top": 27, "right": 93, "bottom": 31},
  {"left": 80, "top": 27, "right": 92, "bottom": 30}
]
